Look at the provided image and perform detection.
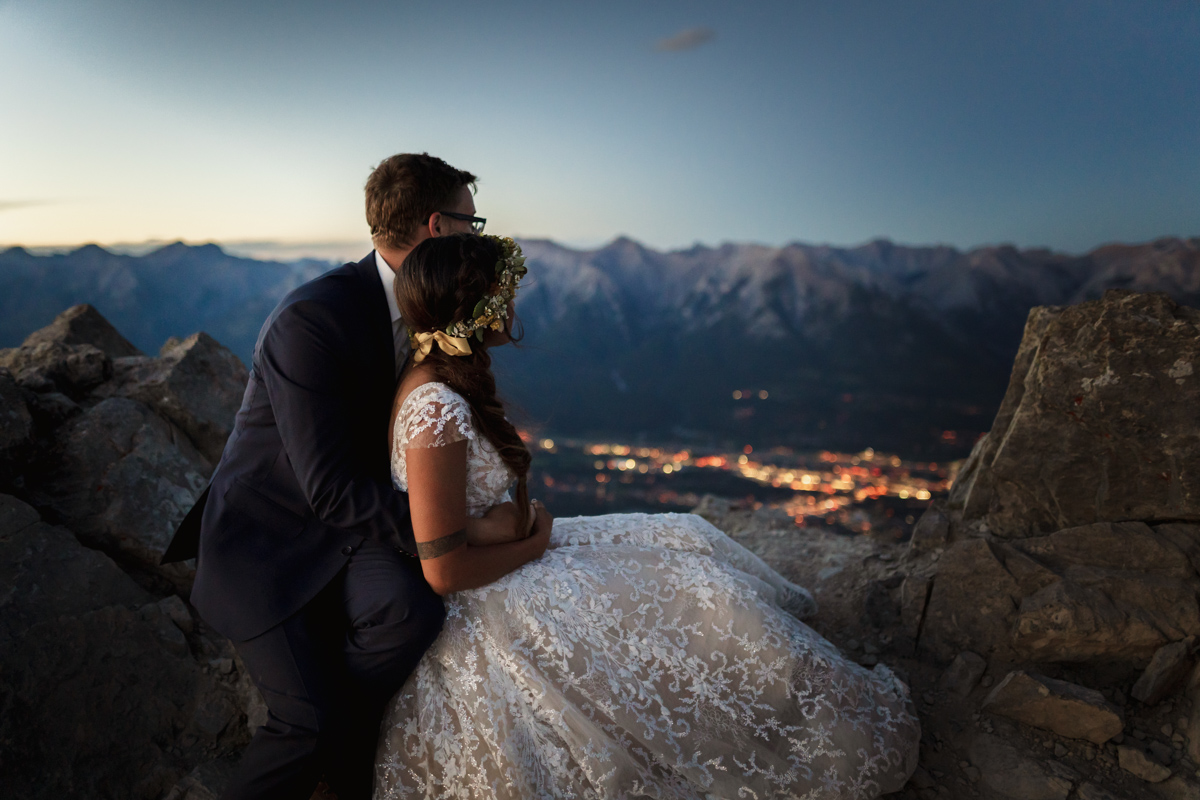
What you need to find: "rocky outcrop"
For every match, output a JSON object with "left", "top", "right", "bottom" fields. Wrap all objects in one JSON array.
[
  {"left": 18, "top": 302, "right": 143, "bottom": 358},
  {"left": 949, "top": 290, "right": 1200, "bottom": 537},
  {"left": 98, "top": 332, "right": 248, "bottom": 464},
  {"left": 0, "top": 306, "right": 247, "bottom": 590},
  {"left": 916, "top": 291, "right": 1200, "bottom": 666},
  {"left": 0, "top": 307, "right": 255, "bottom": 798}
]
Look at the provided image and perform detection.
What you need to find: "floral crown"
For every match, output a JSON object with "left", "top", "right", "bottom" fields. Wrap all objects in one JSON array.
[
  {"left": 448, "top": 235, "right": 527, "bottom": 341},
  {"left": 408, "top": 235, "right": 527, "bottom": 363}
]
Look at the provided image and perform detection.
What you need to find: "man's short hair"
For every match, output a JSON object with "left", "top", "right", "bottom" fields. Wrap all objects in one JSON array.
[{"left": 365, "top": 153, "right": 477, "bottom": 249}]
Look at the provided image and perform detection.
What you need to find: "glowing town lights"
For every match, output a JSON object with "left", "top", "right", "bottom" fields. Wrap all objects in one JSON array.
[
  {"left": 898, "top": 490, "right": 909, "bottom": 499},
  {"left": 662, "top": 464, "right": 674, "bottom": 474},
  {"left": 594, "top": 460, "right": 605, "bottom": 470},
  {"left": 539, "top": 438, "right": 555, "bottom": 450},
  {"left": 758, "top": 390, "right": 768, "bottom": 399},
  {"left": 732, "top": 390, "right": 743, "bottom": 399},
  {"left": 624, "top": 459, "right": 636, "bottom": 470},
  {"left": 737, "top": 455, "right": 749, "bottom": 465},
  {"left": 916, "top": 490, "right": 932, "bottom": 500}
]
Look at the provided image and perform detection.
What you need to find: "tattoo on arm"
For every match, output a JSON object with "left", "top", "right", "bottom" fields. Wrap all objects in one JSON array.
[{"left": 417, "top": 529, "right": 467, "bottom": 560}]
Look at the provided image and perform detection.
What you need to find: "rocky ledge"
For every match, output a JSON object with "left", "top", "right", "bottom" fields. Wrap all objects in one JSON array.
[{"left": 2, "top": 291, "right": 1199, "bottom": 799}]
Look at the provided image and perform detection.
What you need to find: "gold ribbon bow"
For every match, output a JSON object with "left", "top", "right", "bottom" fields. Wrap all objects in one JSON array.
[{"left": 411, "top": 330, "right": 473, "bottom": 364}]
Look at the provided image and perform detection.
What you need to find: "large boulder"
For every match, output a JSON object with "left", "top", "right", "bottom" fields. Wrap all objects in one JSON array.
[
  {"left": 949, "top": 290, "right": 1200, "bottom": 538},
  {"left": 27, "top": 397, "right": 211, "bottom": 589},
  {"left": 18, "top": 303, "right": 142, "bottom": 359},
  {"left": 0, "top": 494, "right": 248, "bottom": 799},
  {"left": 99, "top": 332, "right": 247, "bottom": 464}
]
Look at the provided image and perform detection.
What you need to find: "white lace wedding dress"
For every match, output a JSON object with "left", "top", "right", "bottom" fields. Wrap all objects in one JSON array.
[{"left": 375, "top": 383, "right": 920, "bottom": 799}]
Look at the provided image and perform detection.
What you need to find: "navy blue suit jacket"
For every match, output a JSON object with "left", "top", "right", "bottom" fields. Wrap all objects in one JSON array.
[{"left": 175, "top": 253, "right": 418, "bottom": 641}]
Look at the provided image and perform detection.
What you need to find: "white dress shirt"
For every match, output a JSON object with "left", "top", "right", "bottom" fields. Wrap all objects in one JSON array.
[{"left": 375, "top": 251, "right": 409, "bottom": 377}]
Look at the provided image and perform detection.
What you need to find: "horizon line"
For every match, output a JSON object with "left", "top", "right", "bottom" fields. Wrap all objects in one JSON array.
[{"left": 3, "top": 232, "right": 1197, "bottom": 263}]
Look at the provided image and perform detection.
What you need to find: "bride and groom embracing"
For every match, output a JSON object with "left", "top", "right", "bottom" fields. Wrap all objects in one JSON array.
[{"left": 164, "top": 154, "right": 920, "bottom": 799}]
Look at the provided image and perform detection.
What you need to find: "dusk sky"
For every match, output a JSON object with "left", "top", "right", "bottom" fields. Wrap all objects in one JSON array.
[{"left": 2, "top": 0, "right": 1198, "bottom": 260}]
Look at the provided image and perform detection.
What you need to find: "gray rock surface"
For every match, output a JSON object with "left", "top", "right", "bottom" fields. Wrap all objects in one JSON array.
[
  {"left": 919, "top": 538, "right": 1023, "bottom": 661},
  {"left": 950, "top": 290, "right": 1200, "bottom": 537},
  {"left": 18, "top": 302, "right": 143, "bottom": 358},
  {"left": 0, "top": 494, "right": 248, "bottom": 799},
  {"left": 981, "top": 671, "right": 1124, "bottom": 744},
  {"left": 100, "top": 331, "right": 247, "bottom": 463},
  {"left": 0, "top": 340, "right": 111, "bottom": 397},
  {"left": 1132, "top": 637, "right": 1197, "bottom": 705},
  {"left": 968, "top": 733, "right": 1074, "bottom": 799},
  {"left": 29, "top": 396, "right": 210, "bottom": 587}
]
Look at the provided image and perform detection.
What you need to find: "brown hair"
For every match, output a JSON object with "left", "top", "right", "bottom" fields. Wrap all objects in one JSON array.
[
  {"left": 396, "top": 233, "right": 531, "bottom": 531},
  {"left": 366, "top": 153, "right": 477, "bottom": 249}
]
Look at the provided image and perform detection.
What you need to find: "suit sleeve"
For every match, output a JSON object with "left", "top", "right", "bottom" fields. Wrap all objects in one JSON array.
[{"left": 258, "top": 299, "right": 416, "bottom": 554}]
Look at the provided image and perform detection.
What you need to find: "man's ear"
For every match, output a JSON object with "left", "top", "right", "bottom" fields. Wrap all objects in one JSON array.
[{"left": 426, "top": 212, "right": 443, "bottom": 238}]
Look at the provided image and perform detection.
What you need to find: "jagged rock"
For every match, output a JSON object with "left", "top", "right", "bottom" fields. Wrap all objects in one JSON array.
[
  {"left": 909, "top": 500, "right": 949, "bottom": 554},
  {"left": 1132, "top": 637, "right": 1197, "bottom": 705},
  {"left": 981, "top": 671, "right": 1124, "bottom": 744},
  {"left": 939, "top": 651, "right": 987, "bottom": 697},
  {"left": 919, "top": 538, "right": 1022, "bottom": 661},
  {"left": 1010, "top": 523, "right": 1200, "bottom": 662},
  {"left": 967, "top": 733, "right": 1073, "bottom": 799},
  {"left": 18, "top": 302, "right": 142, "bottom": 358},
  {"left": 28, "top": 396, "right": 211, "bottom": 587},
  {"left": 99, "top": 331, "right": 247, "bottom": 463},
  {"left": 1117, "top": 744, "right": 1172, "bottom": 782},
  {"left": 950, "top": 291, "right": 1200, "bottom": 537},
  {"left": 0, "top": 494, "right": 249, "bottom": 799},
  {"left": 0, "top": 340, "right": 111, "bottom": 397},
  {"left": 0, "top": 368, "right": 34, "bottom": 484}
]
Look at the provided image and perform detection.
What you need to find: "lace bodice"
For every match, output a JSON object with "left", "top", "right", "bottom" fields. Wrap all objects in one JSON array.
[{"left": 391, "top": 382, "right": 514, "bottom": 517}]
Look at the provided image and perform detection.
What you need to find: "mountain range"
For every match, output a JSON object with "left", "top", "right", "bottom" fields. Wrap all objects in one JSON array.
[{"left": 3, "top": 236, "right": 1197, "bottom": 457}]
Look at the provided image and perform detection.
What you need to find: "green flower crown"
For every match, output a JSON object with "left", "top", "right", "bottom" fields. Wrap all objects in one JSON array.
[{"left": 446, "top": 235, "right": 527, "bottom": 341}]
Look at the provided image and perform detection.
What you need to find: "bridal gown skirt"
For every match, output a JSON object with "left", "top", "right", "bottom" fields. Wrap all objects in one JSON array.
[{"left": 373, "top": 513, "right": 920, "bottom": 799}]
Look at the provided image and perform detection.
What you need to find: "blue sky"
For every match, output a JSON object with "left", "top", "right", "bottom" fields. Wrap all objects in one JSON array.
[{"left": 1, "top": 0, "right": 1197, "bottom": 259}]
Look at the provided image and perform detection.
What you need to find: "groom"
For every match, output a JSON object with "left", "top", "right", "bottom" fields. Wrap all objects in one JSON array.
[{"left": 164, "top": 153, "right": 506, "bottom": 799}]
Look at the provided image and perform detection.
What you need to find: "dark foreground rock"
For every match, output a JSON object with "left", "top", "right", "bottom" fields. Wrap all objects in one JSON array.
[{"left": 0, "top": 494, "right": 251, "bottom": 799}]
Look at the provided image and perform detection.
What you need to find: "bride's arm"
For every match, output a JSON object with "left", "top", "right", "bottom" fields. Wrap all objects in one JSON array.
[
  {"left": 406, "top": 439, "right": 551, "bottom": 596},
  {"left": 463, "top": 502, "right": 531, "bottom": 546}
]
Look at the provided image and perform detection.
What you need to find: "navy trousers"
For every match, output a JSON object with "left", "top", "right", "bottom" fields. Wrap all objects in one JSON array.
[{"left": 222, "top": 541, "right": 444, "bottom": 800}]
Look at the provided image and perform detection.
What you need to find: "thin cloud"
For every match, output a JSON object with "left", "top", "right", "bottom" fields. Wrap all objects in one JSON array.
[
  {"left": 656, "top": 27, "right": 715, "bottom": 52},
  {"left": 0, "top": 199, "right": 53, "bottom": 212}
]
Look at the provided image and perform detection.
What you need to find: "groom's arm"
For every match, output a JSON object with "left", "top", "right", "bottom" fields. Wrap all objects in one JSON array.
[{"left": 259, "top": 298, "right": 417, "bottom": 555}]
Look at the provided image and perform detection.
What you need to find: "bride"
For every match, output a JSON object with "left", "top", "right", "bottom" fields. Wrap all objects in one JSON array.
[{"left": 374, "top": 233, "right": 920, "bottom": 799}]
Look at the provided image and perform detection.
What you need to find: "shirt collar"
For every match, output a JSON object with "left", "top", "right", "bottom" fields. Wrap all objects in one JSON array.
[{"left": 374, "top": 250, "right": 403, "bottom": 325}]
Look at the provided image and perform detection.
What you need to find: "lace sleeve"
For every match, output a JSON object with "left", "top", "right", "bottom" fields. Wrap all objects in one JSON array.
[{"left": 396, "top": 383, "right": 476, "bottom": 451}]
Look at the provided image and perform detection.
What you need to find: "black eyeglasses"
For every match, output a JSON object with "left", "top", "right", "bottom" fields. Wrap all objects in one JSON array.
[{"left": 431, "top": 211, "right": 486, "bottom": 234}]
